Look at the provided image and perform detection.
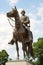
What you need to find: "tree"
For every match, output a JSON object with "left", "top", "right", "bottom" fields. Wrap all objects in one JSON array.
[
  {"left": 0, "top": 50, "right": 9, "bottom": 65},
  {"left": 33, "top": 38, "right": 43, "bottom": 65}
]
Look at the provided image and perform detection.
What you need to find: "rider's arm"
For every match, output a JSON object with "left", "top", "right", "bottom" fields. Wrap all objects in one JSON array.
[
  {"left": 23, "top": 24, "right": 27, "bottom": 28},
  {"left": 24, "top": 16, "right": 30, "bottom": 26},
  {"left": 26, "top": 17, "right": 30, "bottom": 27}
]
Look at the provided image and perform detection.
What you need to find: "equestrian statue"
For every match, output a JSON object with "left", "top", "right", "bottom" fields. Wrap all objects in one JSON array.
[{"left": 6, "top": 6, "right": 34, "bottom": 59}]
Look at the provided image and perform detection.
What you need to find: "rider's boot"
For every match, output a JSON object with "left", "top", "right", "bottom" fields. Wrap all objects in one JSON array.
[{"left": 8, "top": 39, "right": 14, "bottom": 45}]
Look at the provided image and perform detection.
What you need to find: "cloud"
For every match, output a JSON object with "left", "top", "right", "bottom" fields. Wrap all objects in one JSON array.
[
  {"left": 0, "top": 13, "right": 13, "bottom": 49},
  {"left": 31, "top": 18, "right": 43, "bottom": 42},
  {"left": 28, "top": 4, "right": 43, "bottom": 41},
  {"left": 37, "top": 4, "right": 43, "bottom": 17},
  {"left": 8, "top": 0, "right": 19, "bottom": 5}
]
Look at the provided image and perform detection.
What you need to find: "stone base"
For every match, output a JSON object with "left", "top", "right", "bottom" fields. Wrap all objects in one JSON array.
[{"left": 6, "top": 60, "right": 32, "bottom": 65}]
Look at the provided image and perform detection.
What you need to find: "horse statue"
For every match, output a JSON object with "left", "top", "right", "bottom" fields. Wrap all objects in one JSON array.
[{"left": 6, "top": 6, "right": 34, "bottom": 59}]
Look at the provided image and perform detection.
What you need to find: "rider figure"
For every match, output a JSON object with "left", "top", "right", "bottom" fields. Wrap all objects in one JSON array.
[
  {"left": 20, "top": 10, "right": 30, "bottom": 30},
  {"left": 20, "top": 10, "right": 31, "bottom": 41}
]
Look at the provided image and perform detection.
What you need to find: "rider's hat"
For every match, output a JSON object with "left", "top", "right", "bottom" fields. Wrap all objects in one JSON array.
[{"left": 21, "top": 10, "right": 25, "bottom": 14}]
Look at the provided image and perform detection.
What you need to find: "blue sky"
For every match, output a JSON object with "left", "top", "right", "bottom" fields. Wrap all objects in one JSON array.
[
  {"left": 0, "top": 0, "right": 43, "bottom": 60},
  {"left": 0, "top": 0, "right": 43, "bottom": 12}
]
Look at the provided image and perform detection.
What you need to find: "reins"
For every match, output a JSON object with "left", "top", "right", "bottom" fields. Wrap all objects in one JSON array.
[{"left": 7, "top": 17, "right": 15, "bottom": 28}]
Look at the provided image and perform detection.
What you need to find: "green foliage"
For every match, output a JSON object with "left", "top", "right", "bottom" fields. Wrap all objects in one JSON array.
[
  {"left": 0, "top": 50, "right": 9, "bottom": 64},
  {"left": 33, "top": 38, "right": 43, "bottom": 65}
]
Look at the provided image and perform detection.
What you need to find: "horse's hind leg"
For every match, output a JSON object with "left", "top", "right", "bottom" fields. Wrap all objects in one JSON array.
[
  {"left": 15, "top": 41, "right": 19, "bottom": 59},
  {"left": 30, "top": 45, "right": 34, "bottom": 58},
  {"left": 29, "top": 41, "right": 34, "bottom": 59},
  {"left": 22, "top": 43, "right": 26, "bottom": 59}
]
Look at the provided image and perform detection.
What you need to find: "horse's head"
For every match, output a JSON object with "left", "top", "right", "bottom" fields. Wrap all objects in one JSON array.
[{"left": 7, "top": 6, "right": 18, "bottom": 18}]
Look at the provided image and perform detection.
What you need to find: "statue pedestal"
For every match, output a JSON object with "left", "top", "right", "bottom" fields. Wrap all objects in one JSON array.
[{"left": 6, "top": 60, "right": 32, "bottom": 65}]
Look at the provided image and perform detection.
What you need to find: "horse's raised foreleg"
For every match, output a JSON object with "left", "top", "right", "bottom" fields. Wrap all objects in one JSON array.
[{"left": 15, "top": 41, "right": 19, "bottom": 60}]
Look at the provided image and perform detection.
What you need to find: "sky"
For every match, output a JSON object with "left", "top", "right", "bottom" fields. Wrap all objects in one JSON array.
[{"left": 0, "top": 0, "right": 43, "bottom": 60}]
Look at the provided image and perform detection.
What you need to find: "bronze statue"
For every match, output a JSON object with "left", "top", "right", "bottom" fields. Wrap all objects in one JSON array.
[{"left": 6, "top": 6, "right": 34, "bottom": 59}]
